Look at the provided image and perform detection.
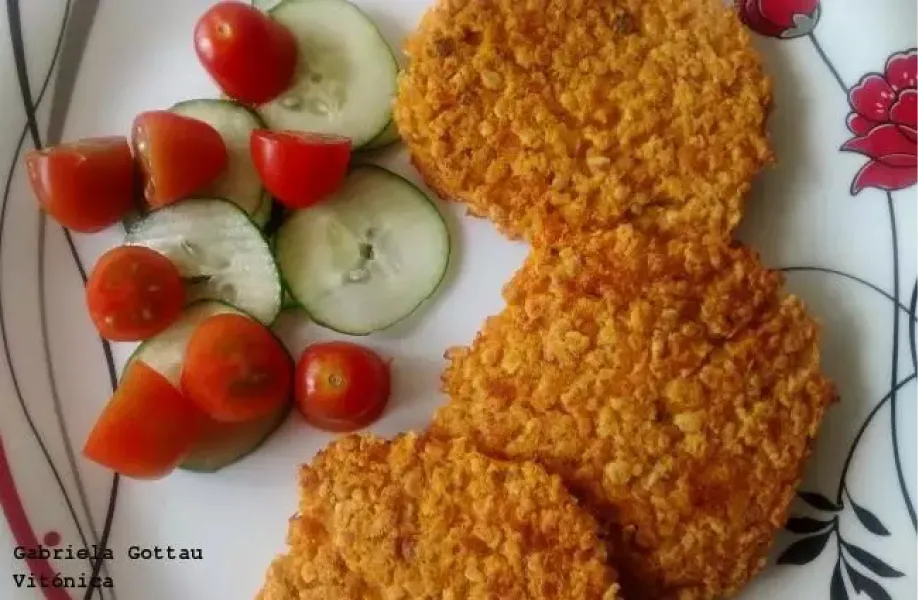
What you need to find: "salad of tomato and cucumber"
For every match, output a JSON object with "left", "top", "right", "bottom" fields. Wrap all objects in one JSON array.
[{"left": 26, "top": 0, "right": 450, "bottom": 480}]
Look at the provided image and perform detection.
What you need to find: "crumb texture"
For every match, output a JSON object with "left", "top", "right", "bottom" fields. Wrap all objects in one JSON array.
[
  {"left": 257, "top": 433, "right": 621, "bottom": 600},
  {"left": 395, "top": 0, "right": 773, "bottom": 242},
  {"left": 432, "top": 227, "right": 837, "bottom": 599}
]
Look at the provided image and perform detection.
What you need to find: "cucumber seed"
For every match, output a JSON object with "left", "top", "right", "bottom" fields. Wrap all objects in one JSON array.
[
  {"left": 280, "top": 95, "right": 303, "bottom": 110},
  {"left": 346, "top": 267, "right": 370, "bottom": 283}
]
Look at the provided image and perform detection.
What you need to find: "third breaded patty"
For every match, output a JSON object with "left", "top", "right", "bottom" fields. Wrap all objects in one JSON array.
[
  {"left": 431, "top": 227, "right": 836, "bottom": 599},
  {"left": 258, "top": 433, "right": 620, "bottom": 600},
  {"left": 395, "top": 0, "right": 773, "bottom": 243}
]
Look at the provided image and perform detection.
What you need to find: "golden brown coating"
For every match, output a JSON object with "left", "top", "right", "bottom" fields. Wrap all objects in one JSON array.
[
  {"left": 395, "top": 0, "right": 773, "bottom": 243},
  {"left": 432, "top": 227, "right": 837, "bottom": 599},
  {"left": 257, "top": 433, "right": 621, "bottom": 600}
]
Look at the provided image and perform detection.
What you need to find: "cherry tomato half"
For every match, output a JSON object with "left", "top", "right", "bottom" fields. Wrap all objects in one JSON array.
[
  {"left": 86, "top": 245, "right": 184, "bottom": 341},
  {"left": 132, "top": 110, "right": 228, "bottom": 208},
  {"left": 181, "top": 313, "right": 292, "bottom": 422},
  {"left": 194, "top": 2, "right": 298, "bottom": 105},
  {"left": 250, "top": 130, "right": 351, "bottom": 209},
  {"left": 294, "top": 341, "right": 390, "bottom": 432},
  {"left": 25, "top": 136, "right": 136, "bottom": 233},
  {"left": 83, "top": 361, "right": 206, "bottom": 480}
]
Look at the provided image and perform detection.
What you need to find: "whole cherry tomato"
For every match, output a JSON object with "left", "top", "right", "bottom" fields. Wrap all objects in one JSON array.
[
  {"left": 194, "top": 2, "right": 298, "bottom": 105},
  {"left": 294, "top": 341, "right": 390, "bottom": 432}
]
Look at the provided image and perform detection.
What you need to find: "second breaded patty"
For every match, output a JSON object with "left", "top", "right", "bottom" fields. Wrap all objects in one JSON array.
[
  {"left": 431, "top": 227, "right": 836, "bottom": 599},
  {"left": 257, "top": 433, "right": 621, "bottom": 600},
  {"left": 395, "top": 0, "right": 773, "bottom": 243}
]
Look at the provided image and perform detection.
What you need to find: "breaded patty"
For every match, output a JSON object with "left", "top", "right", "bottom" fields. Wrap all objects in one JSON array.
[
  {"left": 257, "top": 433, "right": 621, "bottom": 600},
  {"left": 431, "top": 227, "right": 836, "bottom": 599},
  {"left": 395, "top": 0, "right": 773, "bottom": 243}
]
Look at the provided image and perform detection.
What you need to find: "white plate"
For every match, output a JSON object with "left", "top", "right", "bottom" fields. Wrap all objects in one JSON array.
[{"left": 0, "top": 1, "right": 914, "bottom": 598}]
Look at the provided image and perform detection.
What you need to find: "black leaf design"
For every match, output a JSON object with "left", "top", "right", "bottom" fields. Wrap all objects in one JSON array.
[
  {"left": 777, "top": 531, "right": 832, "bottom": 565},
  {"left": 786, "top": 516, "right": 834, "bottom": 534},
  {"left": 831, "top": 561, "right": 849, "bottom": 600},
  {"left": 848, "top": 497, "right": 891, "bottom": 536},
  {"left": 842, "top": 541, "right": 904, "bottom": 578},
  {"left": 798, "top": 491, "right": 842, "bottom": 512},
  {"left": 847, "top": 562, "right": 893, "bottom": 600}
]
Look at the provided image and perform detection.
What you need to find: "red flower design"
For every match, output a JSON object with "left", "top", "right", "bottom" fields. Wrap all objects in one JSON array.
[
  {"left": 843, "top": 49, "right": 917, "bottom": 195},
  {"left": 739, "top": 0, "right": 820, "bottom": 39}
]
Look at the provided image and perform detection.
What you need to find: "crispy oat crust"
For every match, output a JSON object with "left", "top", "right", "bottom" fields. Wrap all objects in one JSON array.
[
  {"left": 432, "top": 227, "right": 837, "bottom": 599},
  {"left": 257, "top": 433, "right": 621, "bottom": 600},
  {"left": 395, "top": 0, "right": 773, "bottom": 243}
]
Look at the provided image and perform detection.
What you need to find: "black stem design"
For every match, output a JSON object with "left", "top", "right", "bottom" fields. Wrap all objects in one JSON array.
[
  {"left": 884, "top": 193, "right": 915, "bottom": 530},
  {"left": 909, "top": 280, "right": 917, "bottom": 374},
  {"left": 835, "top": 373, "right": 916, "bottom": 504},
  {"left": 2, "top": 0, "right": 105, "bottom": 589},
  {"left": 781, "top": 266, "right": 915, "bottom": 320},
  {"left": 807, "top": 32, "right": 847, "bottom": 94},
  {"left": 31, "top": 2, "right": 107, "bottom": 578},
  {"left": 38, "top": 213, "right": 105, "bottom": 551},
  {"left": 6, "top": 0, "right": 120, "bottom": 596},
  {"left": 835, "top": 525, "right": 844, "bottom": 571},
  {"left": 0, "top": 135, "right": 95, "bottom": 576},
  {"left": 7, "top": 2, "right": 41, "bottom": 147}
]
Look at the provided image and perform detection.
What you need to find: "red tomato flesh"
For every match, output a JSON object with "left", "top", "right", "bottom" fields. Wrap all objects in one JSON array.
[
  {"left": 194, "top": 2, "right": 298, "bottom": 105},
  {"left": 132, "top": 111, "right": 228, "bottom": 208},
  {"left": 25, "top": 136, "right": 136, "bottom": 233},
  {"left": 294, "top": 341, "right": 390, "bottom": 432},
  {"left": 250, "top": 130, "right": 351, "bottom": 209},
  {"left": 181, "top": 313, "right": 292, "bottom": 423},
  {"left": 83, "top": 361, "right": 206, "bottom": 480},
  {"left": 86, "top": 246, "right": 184, "bottom": 342}
]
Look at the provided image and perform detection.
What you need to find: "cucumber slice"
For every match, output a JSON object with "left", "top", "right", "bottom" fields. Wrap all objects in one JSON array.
[
  {"left": 275, "top": 166, "right": 450, "bottom": 335},
  {"left": 252, "top": 0, "right": 281, "bottom": 10},
  {"left": 258, "top": 0, "right": 398, "bottom": 149},
  {"left": 360, "top": 120, "right": 400, "bottom": 152},
  {"left": 180, "top": 401, "right": 291, "bottom": 473},
  {"left": 170, "top": 99, "right": 266, "bottom": 219},
  {"left": 127, "top": 300, "right": 291, "bottom": 473},
  {"left": 126, "top": 199, "right": 282, "bottom": 325}
]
